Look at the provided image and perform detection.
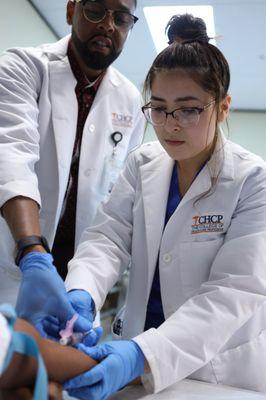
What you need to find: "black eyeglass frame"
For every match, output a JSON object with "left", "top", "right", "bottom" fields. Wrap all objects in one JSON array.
[
  {"left": 75, "top": 0, "right": 138, "bottom": 29},
  {"left": 141, "top": 99, "right": 216, "bottom": 127}
]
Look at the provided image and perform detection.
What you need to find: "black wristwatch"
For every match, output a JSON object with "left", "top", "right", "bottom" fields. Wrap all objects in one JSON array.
[{"left": 15, "top": 235, "right": 51, "bottom": 266}]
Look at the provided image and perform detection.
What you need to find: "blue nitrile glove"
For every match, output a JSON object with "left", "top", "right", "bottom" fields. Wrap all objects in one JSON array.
[
  {"left": 43, "top": 289, "right": 103, "bottom": 346},
  {"left": 68, "top": 290, "right": 103, "bottom": 346},
  {"left": 64, "top": 340, "right": 145, "bottom": 400},
  {"left": 68, "top": 289, "right": 95, "bottom": 325},
  {"left": 16, "top": 252, "right": 92, "bottom": 336}
]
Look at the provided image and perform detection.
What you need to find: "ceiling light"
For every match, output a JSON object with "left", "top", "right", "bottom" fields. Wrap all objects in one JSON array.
[{"left": 144, "top": 5, "right": 216, "bottom": 53}]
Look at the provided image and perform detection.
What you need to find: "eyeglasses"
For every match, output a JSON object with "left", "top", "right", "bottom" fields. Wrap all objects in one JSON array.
[
  {"left": 75, "top": 0, "right": 138, "bottom": 31},
  {"left": 142, "top": 100, "right": 216, "bottom": 128}
]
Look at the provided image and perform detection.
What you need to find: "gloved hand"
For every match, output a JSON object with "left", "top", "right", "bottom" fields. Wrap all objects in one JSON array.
[
  {"left": 16, "top": 252, "right": 92, "bottom": 337},
  {"left": 64, "top": 340, "right": 145, "bottom": 400},
  {"left": 43, "top": 289, "right": 103, "bottom": 346},
  {"left": 68, "top": 290, "right": 103, "bottom": 346},
  {"left": 68, "top": 289, "right": 95, "bottom": 325}
]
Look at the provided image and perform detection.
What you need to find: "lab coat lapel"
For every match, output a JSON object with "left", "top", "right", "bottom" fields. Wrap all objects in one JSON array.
[
  {"left": 178, "top": 131, "right": 234, "bottom": 207},
  {"left": 140, "top": 153, "right": 174, "bottom": 296},
  {"left": 49, "top": 57, "right": 78, "bottom": 199},
  {"left": 89, "top": 67, "right": 120, "bottom": 112},
  {"left": 179, "top": 166, "right": 212, "bottom": 206}
]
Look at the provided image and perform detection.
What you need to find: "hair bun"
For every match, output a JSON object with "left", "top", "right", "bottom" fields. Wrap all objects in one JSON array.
[{"left": 166, "top": 14, "right": 210, "bottom": 44}]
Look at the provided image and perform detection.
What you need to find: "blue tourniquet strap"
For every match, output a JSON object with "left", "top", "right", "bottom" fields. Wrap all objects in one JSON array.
[{"left": 0, "top": 303, "right": 48, "bottom": 400}]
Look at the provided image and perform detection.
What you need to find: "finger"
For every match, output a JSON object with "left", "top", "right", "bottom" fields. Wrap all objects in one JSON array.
[
  {"left": 34, "top": 320, "right": 49, "bottom": 338},
  {"left": 82, "top": 326, "right": 103, "bottom": 347},
  {"left": 42, "top": 318, "right": 60, "bottom": 338},
  {"left": 67, "top": 388, "right": 88, "bottom": 400},
  {"left": 48, "top": 382, "right": 62, "bottom": 400},
  {"left": 73, "top": 315, "right": 93, "bottom": 334},
  {"left": 33, "top": 320, "right": 60, "bottom": 342},
  {"left": 25, "top": 312, "right": 45, "bottom": 327},
  {"left": 57, "top": 303, "right": 77, "bottom": 325},
  {"left": 76, "top": 343, "right": 108, "bottom": 361},
  {"left": 46, "top": 315, "right": 60, "bottom": 325},
  {"left": 68, "top": 384, "right": 106, "bottom": 400},
  {"left": 94, "top": 326, "right": 104, "bottom": 342}
]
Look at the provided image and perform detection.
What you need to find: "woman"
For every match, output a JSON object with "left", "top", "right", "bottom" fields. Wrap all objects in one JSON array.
[{"left": 64, "top": 17, "right": 266, "bottom": 400}]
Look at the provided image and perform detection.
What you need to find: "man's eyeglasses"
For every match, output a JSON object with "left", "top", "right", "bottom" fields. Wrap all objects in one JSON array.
[
  {"left": 142, "top": 100, "right": 216, "bottom": 128},
  {"left": 75, "top": 0, "right": 138, "bottom": 31}
]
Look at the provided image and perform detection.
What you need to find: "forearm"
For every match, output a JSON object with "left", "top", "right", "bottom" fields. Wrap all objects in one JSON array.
[
  {"left": 2, "top": 197, "right": 45, "bottom": 254},
  {"left": 0, "top": 352, "right": 36, "bottom": 390},
  {"left": 16, "top": 319, "right": 97, "bottom": 383},
  {"left": 0, "top": 319, "right": 97, "bottom": 389},
  {"left": 40, "top": 337, "right": 97, "bottom": 383}
]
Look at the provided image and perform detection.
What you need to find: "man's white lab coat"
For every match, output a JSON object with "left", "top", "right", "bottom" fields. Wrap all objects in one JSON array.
[
  {"left": 0, "top": 36, "right": 145, "bottom": 303},
  {"left": 66, "top": 133, "right": 266, "bottom": 393}
]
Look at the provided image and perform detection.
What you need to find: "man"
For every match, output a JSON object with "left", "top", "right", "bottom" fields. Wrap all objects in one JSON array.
[{"left": 0, "top": 0, "right": 144, "bottom": 336}]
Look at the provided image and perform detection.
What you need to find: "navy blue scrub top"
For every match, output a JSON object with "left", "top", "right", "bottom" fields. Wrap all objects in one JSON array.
[{"left": 144, "top": 164, "right": 182, "bottom": 330}]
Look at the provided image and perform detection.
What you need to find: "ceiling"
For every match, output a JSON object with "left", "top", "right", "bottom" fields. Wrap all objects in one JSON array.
[{"left": 29, "top": 0, "right": 266, "bottom": 111}]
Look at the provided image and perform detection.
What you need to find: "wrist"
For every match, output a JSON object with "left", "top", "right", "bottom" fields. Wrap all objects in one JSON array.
[
  {"left": 22, "top": 245, "right": 47, "bottom": 256},
  {"left": 19, "top": 252, "right": 55, "bottom": 272},
  {"left": 131, "top": 341, "right": 145, "bottom": 373},
  {"left": 15, "top": 235, "right": 51, "bottom": 266}
]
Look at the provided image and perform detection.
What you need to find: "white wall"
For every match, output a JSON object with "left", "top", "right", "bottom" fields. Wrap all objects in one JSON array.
[
  {"left": 0, "top": 0, "right": 57, "bottom": 54},
  {"left": 144, "top": 111, "right": 266, "bottom": 160},
  {"left": 228, "top": 112, "right": 266, "bottom": 160},
  {"left": 1, "top": 1, "right": 266, "bottom": 161}
]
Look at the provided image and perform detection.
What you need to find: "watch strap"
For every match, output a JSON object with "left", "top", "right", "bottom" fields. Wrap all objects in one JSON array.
[{"left": 15, "top": 235, "right": 51, "bottom": 266}]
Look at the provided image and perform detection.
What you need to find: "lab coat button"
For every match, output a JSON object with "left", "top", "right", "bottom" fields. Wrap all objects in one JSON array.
[
  {"left": 89, "top": 124, "right": 95, "bottom": 132},
  {"left": 84, "top": 169, "right": 91, "bottom": 177},
  {"left": 163, "top": 253, "right": 172, "bottom": 263}
]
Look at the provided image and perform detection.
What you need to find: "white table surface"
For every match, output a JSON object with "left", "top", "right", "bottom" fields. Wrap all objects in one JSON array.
[{"left": 108, "top": 380, "right": 266, "bottom": 400}]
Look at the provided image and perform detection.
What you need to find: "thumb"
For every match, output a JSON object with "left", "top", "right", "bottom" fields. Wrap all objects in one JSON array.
[
  {"left": 58, "top": 303, "right": 93, "bottom": 335},
  {"left": 56, "top": 300, "right": 77, "bottom": 327},
  {"left": 77, "top": 343, "right": 109, "bottom": 361},
  {"left": 82, "top": 326, "right": 103, "bottom": 347},
  {"left": 74, "top": 314, "right": 93, "bottom": 333}
]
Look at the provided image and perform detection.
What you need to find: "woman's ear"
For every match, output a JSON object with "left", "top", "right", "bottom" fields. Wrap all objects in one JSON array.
[
  {"left": 217, "top": 95, "right": 231, "bottom": 122},
  {"left": 66, "top": 1, "right": 75, "bottom": 26}
]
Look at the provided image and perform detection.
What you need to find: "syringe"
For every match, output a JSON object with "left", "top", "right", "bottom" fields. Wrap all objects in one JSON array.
[{"left": 59, "top": 330, "right": 92, "bottom": 346}]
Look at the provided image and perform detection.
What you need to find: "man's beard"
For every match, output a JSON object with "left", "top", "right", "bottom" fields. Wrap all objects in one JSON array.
[{"left": 72, "top": 30, "right": 121, "bottom": 70}]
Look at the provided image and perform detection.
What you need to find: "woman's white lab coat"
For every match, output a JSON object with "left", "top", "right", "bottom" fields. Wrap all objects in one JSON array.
[
  {"left": 0, "top": 36, "right": 144, "bottom": 303},
  {"left": 66, "top": 133, "right": 266, "bottom": 393}
]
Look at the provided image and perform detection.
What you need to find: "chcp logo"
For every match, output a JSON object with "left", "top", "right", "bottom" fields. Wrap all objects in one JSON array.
[{"left": 191, "top": 214, "right": 224, "bottom": 234}]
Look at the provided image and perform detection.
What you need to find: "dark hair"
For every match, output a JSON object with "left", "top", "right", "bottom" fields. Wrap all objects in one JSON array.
[
  {"left": 143, "top": 26, "right": 230, "bottom": 200},
  {"left": 166, "top": 13, "right": 210, "bottom": 44},
  {"left": 144, "top": 41, "right": 230, "bottom": 105},
  {"left": 143, "top": 13, "right": 229, "bottom": 102}
]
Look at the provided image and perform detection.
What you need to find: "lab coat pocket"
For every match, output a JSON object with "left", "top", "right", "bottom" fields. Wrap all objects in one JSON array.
[
  {"left": 112, "top": 305, "right": 125, "bottom": 339},
  {"left": 211, "top": 330, "right": 266, "bottom": 392},
  {"left": 179, "top": 238, "right": 223, "bottom": 296}
]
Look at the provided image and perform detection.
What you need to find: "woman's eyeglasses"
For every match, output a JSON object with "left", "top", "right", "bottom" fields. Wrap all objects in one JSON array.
[{"left": 142, "top": 100, "right": 216, "bottom": 128}]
